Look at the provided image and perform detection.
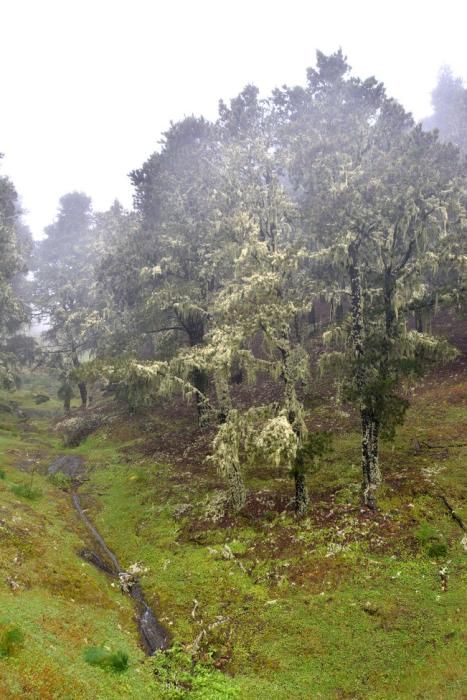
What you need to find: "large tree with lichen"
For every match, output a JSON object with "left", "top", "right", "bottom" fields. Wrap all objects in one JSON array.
[
  {"left": 129, "top": 116, "right": 243, "bottom": 424},
  {"left": 33, "top": 192, "right": 96, "bottom": 406},
  {"left": 275, "top": 50, "right": 466, "bottom": 508},
  {"left": 0, "top": 157, "right": 32, "bottom": 387}
]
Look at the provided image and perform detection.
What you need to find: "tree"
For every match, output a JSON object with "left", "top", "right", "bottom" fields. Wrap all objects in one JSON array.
[
  {"left": 276, "top": 51, "right": 466, "bottom": 508},
  {"left": 184, "top": 91, "right": 315, "bottom": 513},
  {"left": 424, "top": 67, "right": 467, "bottom": 153},
  {"left": 33, "top": 192, "right": 95, "bottom": 406},
  {"left": 0, "top": 157, "right": 32, "bottom": 387},
  {"left": 129, "top": 116, "right": 244, "bottom": 424}
]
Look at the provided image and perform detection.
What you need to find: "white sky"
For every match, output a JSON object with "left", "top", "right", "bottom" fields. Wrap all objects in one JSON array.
[{"left": 1, "top": 0, "right": 466, "bottom": 238}]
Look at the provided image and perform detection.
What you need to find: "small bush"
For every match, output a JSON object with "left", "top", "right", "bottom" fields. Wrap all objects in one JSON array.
[
  {"left": 0, "top": 469, "right": 5, "bottom": 479},
  {"left": 427, "top": 541, "right": 448, "bottom": 558},
  {"left": 415, "top": 522, "right": 439, "bottom": 545},
  {"left": 0, "top": 626, "right": 24, "bottom": 658},
  {"left": 11, "top": 483, "right": 42, "bottom": 500},
  {"left": 84, "top": 646, "right": 129, "bottom": 673},
  {"left": 416, "top": 521, "right": 448, "bottom": 558},
  {"left": 153, "top": 644, "right": 239, "bottom": 699},
  {"left": 48, "top": 472, "right": 72, "bottom": 491}
]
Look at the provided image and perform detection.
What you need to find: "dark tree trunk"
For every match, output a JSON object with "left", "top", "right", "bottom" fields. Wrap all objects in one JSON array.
[
  {"left": 280, "top": 339, "right": 309, "bottom": 517},
  {"left": 414, "top": 306, "right": 432, "bottom": 334},
  {"left": 71, "top": 344, "right": 87, "bottom": 408},
  {"left": 186, "top": 319, "right": 209, "bottom": 426},
  {"left": 294, "top": 471, "right": 309, "bottom": 518},
  {"left": 383, "top": 268, "right": 397, "bottom": 338},
  {"left": 192, "top": 367, "right": 209, "bottom": 426},
  {"left": 415, "top": 308, "right": 423, "bottom": 333},
  {"left": 64, "top": 395, "right": 71, "bottom": 415},
  {"left": 77, "top": 382, "right": 87, "bottom": 407}
]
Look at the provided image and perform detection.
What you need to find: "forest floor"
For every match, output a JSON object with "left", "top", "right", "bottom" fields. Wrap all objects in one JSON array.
[{"left": 0, "top": 318, "right": 466, "bottom": 699}]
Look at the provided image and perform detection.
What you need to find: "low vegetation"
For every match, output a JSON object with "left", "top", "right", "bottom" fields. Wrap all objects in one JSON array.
[{"left": 0, "top": 49, "right": 465, "bottom": 699}]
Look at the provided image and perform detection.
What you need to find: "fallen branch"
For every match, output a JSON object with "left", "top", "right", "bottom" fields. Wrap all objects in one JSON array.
[
  {"left": 438, "top": 494, "right": 466, "bottom": 532},
  {"left": 415, "top": 440, "right": 467, "bottom": 451}
]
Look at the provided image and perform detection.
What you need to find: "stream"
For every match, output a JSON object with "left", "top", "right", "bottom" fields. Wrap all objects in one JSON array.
[{"left": 49, "top": 455, "right": 169, "bottom": 655}]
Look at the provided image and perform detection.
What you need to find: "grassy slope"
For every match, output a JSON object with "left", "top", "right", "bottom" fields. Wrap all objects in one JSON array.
[
  {"left": 0, "top": 351, "right": 466, "bottom": 698},
  {"left": 0, "top": 377, "right": 157, "bottom": 699}
]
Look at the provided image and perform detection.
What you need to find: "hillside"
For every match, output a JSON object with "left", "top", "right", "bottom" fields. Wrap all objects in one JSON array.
[{"left": 0, "top": 318, "right": 466, "bottom": 699}]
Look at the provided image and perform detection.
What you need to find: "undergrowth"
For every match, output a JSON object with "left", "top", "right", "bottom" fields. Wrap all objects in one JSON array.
[
  {"left": 84, "top": 646, "right": 129, "bottom": 673},
  {"left": 0, "top": 626, "right": 24, "bottom": 658}
]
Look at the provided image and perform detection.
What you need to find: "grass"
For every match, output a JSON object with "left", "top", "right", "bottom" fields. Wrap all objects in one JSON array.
[
  {"left": 0, "top": 358, "right": 466, "bottom": 698},
  {"left": 0, "top": 627, "right": 24, "bottom": 658},
  {"left": 83, "top": 646, "right": 129, "bottom": 673}
]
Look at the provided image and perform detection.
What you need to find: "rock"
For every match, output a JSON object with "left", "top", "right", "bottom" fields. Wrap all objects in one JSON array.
[
  {"left": 48, "top": 455, "right": 86, "bottom": 480},
  {"left": 57, "top": 413, "right": 103, "bottom": 447},
  {"left": 33, "top": 394, "right": 50, "bottom": 404}
]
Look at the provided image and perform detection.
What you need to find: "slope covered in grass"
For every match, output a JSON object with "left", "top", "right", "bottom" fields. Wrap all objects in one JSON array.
[{"left": 0, "top": 348, "right": 466, "bottom": 698}]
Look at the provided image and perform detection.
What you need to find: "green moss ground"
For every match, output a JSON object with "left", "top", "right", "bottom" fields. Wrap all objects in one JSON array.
[{"left": 0, "top": 367, "right": 466, "bottom": 698}]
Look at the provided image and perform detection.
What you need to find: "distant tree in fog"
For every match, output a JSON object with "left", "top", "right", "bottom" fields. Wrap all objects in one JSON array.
[{"left": 424, "top": 67, "right": 467, "bottom": 153}]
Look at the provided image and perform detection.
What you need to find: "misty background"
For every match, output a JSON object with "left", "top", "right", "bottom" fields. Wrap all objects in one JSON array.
[{"left": 1, "top": 0, "right": 466, "bottom": 239}]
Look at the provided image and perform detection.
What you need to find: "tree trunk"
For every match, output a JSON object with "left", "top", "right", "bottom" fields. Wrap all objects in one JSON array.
[
  {"left": 361, "top": 409, "right": 381, "bottom": 510},
  {"left": 383, "top": 268, "right": 397, "bottom": 337},
  {"left": 191, "top": 367, "right": 209, "bottom": 427},
  {"left": 228, "top": 456, "right": 247, "bottom": 512},
  {"left": 280, "top": 338, "right": 309, "bottom": 517},
  {"left": 414, "top": 306, "right": 432, "bottom": 334},
  {"left": 186, "top": 319, "right": 209, "bottom": 427},
  {"left": 415, "top": 308, "right": 423, "bottom": 333},
  {"left": 64, "top": 395, "right": 71, "bottom": 415},
  {"left": 70, "top": 345, "right": 87, "bottom": 408},
  {"left": 349, "top": 242, "right": 381, "bottom": 509},
  {"left": 214, "top": 371, "right": 232, "bottom": 425},
  {"left": 294, "top": 471, "right": 309, "bottom": 518}
]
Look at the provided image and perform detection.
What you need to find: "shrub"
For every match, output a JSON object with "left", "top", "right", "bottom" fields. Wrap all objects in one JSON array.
[
  {"left": 48, "top": 472, "right": 72, "bottom": 491},
  {"left": 415, "top": 522, "right": 439, "bottom": 545},
  {"left": 427, "top": 541, "right": 448, "bottom": 558},
  {"left": 416, "top": 521, "right": 448, "bottom": 558},
  {"left": 11, "top": 483, "right": 42, "bottom": 500},
  {"left": 0, "top": 469, "right": 5, "bottom": 479},
  {"left": 152, "top": 644, "right": 239, "bottom": 699},
  {"left": 84, "top": 646, "right": 129, "bottom": 673},
  {"left": 0, "top": 626, "right": 24, "bottom": 658}
]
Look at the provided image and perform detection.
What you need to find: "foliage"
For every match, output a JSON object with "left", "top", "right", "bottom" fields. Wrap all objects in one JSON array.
[
  {"left": 0, "top": 158, "right": 32, "bottom": 388},
  {"left": 32, "top": 192, "right": 97, "bottom": 406},
  {"left": 0, "top": 626, "right": 24, "bottom": 658},
  {"left": 48, "top": 471, "right": 72, "bottom": 490},
  {"left": 11, "top": 481, "right": 42, "bottom": 500},
  {"left": 415, "top": 522, "right": 448, "bottom": 558},
  {"left": 25, "top": 51, "right": 467, "bottom": 519},
  {"left": 152, "top": 644, "right": 239, "bottom": 699},
  {"left": 83, "top": 646, "right": 129, "bottom": 673}
]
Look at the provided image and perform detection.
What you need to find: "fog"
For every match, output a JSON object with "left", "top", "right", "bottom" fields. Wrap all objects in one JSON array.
[{"left": 1, "top": 0, "right": 466, "bottom": 238}]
